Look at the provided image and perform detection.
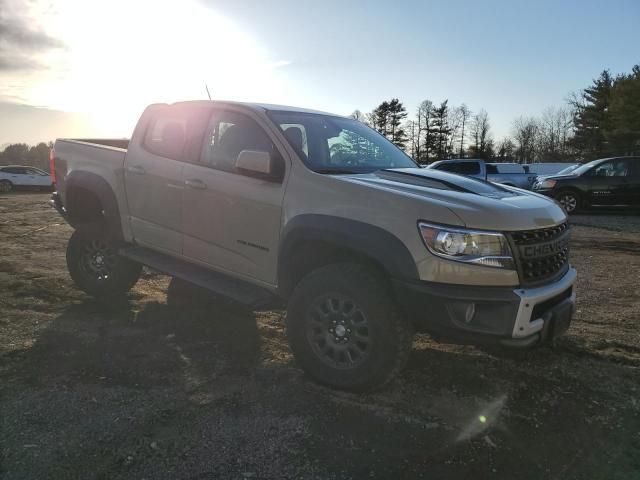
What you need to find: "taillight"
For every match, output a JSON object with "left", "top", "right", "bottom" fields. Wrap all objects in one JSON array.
[{"left": 49, "top": 148, "right": 57, "bottom": 184}]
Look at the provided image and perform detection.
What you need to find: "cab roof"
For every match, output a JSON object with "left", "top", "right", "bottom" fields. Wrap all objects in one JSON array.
[{"left": 165, "top": 100, "right": 341, "bottom": 117}]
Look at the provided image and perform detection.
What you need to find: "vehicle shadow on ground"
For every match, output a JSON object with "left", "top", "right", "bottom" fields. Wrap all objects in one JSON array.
[
  {"left": 4, "top": 278, "right": 263, "bottom": 397},
  {"left": 3, "top": 279, "right": 637, "bottom": 479}
]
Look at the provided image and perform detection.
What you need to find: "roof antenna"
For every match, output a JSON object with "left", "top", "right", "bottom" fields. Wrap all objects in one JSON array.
[{"left": 205, "top": 83, "right": 212, "bottom": 100}]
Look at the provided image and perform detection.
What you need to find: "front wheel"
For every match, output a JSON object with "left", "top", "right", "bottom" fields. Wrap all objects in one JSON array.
[
  {"left": 66, "top": 227, "right": 142, "bottom": 299},
  {"left": 555, "top": 190, "right": 581, "bottom": 214},
  {"left": 286, "top": 263, "right": 413, "bottom": 391}
]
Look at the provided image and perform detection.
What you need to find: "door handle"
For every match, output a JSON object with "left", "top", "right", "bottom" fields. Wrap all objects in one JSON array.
[
  {"left": 126, "top": 165, "right": 146, "bottom": 175},
  {"left": 184, "top": 179, "right": 207, "bottom": 190}
]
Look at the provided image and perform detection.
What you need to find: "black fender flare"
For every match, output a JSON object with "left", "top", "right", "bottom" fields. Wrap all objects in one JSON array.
[
  {"left": 65, "top": 171, "right": 123, "bottom": 239},
  {"left": 278, "top": 214, "right": 419, "bottom": 293}
]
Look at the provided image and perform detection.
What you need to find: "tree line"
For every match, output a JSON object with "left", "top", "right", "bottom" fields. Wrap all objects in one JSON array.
[
  {"left": 1, "top": 64, "right": 638, "bottom": 167},
  {"left": 353, "top": 63, "right": 640, "bottom": 164},
  {"left": 0, "top": 142, "right": 52, "bottom": 172}
]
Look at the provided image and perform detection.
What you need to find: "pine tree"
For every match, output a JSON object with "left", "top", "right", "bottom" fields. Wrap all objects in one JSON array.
[
  {"left": 371, "top": 99, "right": 408, "bottom": 149},
  {"left": 572, "top": 70, "right": 613, "bottom": 159},
  {"left": 606, "top": 65, "right": 640, "bottom": 156},
  {"left": 387, "top": 99, "right": 408, "bottom": 148},
  {"left": 430, "top": 100, "right": 452, "bottom": 159},
  {"left": 372, "top": 101, "right": 390, "bottom": 136}
]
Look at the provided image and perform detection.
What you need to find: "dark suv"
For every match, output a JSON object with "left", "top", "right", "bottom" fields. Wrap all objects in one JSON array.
[{"left": 532, "top": 156, "right": 640, "bottom": 213}]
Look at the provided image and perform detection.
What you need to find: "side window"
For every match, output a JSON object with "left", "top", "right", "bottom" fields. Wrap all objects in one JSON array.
[
  {"left": 460, "top": 163, "right": 481, "bottom": 175},
  {"left": 589, "top": 160, "right": 630, "bottom": 177},
  {"left": 628, "top": 161, "right": 640, "bottom": 177},
  {"left": 435, "top": 163, "right": 456, "bottom": 172},
  {"left": 438, "top": 162, "right": 480, "bottom": 175},
  {"left": 611, "top": 159, "right": 631, "bottom": 177},
  {"left": 142, "top": 105, "right": 210, "bottom": 162},
  {"left": 200, "top": 111, "right": 281, "bottom": 178}
]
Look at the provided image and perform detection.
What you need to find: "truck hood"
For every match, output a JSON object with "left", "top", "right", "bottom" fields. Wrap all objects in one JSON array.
[
  {"left": 337, "top": 168, "right": 566, "bottom": 230},
  {"left": 539, "top": 174, "right": 580, "bottom": 182}
]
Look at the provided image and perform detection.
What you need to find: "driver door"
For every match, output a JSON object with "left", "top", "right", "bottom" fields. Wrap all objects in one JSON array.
[
  {"left": 181, "top": 108, "right": 288, "bottom": 285},
  {"left": 585, "top": 159, "right": 631, "bottom": 206}
]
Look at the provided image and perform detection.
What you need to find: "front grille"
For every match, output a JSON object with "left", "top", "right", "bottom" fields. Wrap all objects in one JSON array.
[
  {"left": 510, "top": 222, "right": 569, "bottom": 244},
  {"left": 508, "top": 222, "right": 570, "bottom": 286}
]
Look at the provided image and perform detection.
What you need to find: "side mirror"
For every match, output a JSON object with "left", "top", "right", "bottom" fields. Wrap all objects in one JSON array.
[{"left": 236, "top": 150, "right": 273, "bottom": 176}]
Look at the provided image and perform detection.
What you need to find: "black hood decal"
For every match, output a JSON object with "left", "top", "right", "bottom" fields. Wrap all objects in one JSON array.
[{"left": 377, "top": 168, "right": 521, "bottom": 199}]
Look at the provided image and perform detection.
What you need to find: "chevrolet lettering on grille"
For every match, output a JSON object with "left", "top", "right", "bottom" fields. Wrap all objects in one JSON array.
[{"left": 520, "top": 232, "right": 570, "bottom": 259}]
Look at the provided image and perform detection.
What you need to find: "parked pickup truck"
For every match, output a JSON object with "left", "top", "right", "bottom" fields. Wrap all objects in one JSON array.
[
  {"left": 533, "top": 156, "right": 640, "bottom": 213},
  {"left": 50, "top": 100, "right": 576, "bottom": 391},
  {"left": 427, "top": 159, "right": 536, "bottom": 189}
]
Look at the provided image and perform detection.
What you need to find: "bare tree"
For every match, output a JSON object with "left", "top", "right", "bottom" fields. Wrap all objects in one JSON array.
[
  {"left": 496, "top": 137, "right": 516, "bottom": 161},
  {"left": 469, "top": 109, "right": 492, "bottom": 158},
  {"left": 404, "top": 120, "right": 420, "bottom": 160},
  {"left": 512, "top": 116, "right": 539, "bottom": 163},
  {"left": 416, "top": 100, "right": 434, "bottom": 164},
  {"left": 457, "top": 104, "right": 472, "bottom": 158},
  {"left": 537, "top": 107, "right": 574, "bottom": 161},
  {"left": 350, "top": 109, "right": 367, "bottom": 123},
  {"left": 447, "top": 106, "right": 463, "bottom": 158}
]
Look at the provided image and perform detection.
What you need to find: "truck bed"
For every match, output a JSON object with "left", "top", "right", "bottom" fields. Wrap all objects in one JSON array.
[
  {"left": 52, "top": 138, "right": 131, "bottom": 212},
  {"left": 58, "top": 138, "right": 130, "bottom": 150}
]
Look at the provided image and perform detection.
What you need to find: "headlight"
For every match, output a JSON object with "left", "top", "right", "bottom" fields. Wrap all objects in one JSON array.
[
  {"left": 418, "top": 222, "right": 515, "bottom": 269},
  {"left": 535, "top": 179, "right": 557, "bottom": 189}
]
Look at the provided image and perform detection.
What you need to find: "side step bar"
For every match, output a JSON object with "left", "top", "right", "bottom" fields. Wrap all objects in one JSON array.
[{"left": 120, "top": 246, "right": 280, "bottom": 309}]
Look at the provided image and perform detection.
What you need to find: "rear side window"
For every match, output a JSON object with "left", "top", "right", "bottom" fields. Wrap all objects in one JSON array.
[
  {"left": 143, "top": 105, "right": 210, "bottom": 161},
  {"left": 436, "top": 162, "right": 480, "bottom": 175},
  {"left": 1, "top": 167, "right": 26, "bottom": 174},
  {"left": 493, "top": 164, "right": 525, "bottom": 174}
]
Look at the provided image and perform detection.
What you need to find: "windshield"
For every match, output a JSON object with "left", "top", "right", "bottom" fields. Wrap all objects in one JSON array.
[
  {"left": 268, "top": 111, "right": 417, "bottom": 173},
  {"left": 556, "top": 164, "right": 580, "bottom": 175},
  {"left": 570, "top": 159, "right": 606, "bottom": 176}
]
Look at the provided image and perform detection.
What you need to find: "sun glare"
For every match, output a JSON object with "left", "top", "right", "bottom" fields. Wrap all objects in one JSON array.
[{"left": 26, "top": 0, "right": 289, "bottom": 136}]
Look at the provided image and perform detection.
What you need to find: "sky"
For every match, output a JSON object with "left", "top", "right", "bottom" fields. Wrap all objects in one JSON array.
[{"left": 0, "top": 0, "right": 638, "bottom": 146}]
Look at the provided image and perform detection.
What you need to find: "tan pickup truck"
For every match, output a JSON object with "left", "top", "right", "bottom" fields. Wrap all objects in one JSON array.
[{"left": 50, "top": 100, "right": 576, "bottom": 391}]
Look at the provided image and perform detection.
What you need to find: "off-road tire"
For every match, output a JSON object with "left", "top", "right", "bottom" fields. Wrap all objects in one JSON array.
[
  {"left": 66, "top": 226, "right": 142, "bottom": 299},
  {"left": 0, "top": 180, "right": 12, "bottom": 193},
  {"left": 286, "top": 263, "right": 413, "bottom": 391}
]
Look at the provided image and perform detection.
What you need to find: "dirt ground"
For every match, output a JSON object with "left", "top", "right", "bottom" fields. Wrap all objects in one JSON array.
[{"left": 1, "top": 193, "right": 639, "bottom": 480}]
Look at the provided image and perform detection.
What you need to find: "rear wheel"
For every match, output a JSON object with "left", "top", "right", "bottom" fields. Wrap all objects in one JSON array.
[
  {"left": 66, "top": 227, "right": 142, "bottom": 298},
  {"left": 286, "top": 263, "right": 413, "bottom": 391},
  {"left": 0, "top": 180, "right": 12, "bottom": 193},
  {"left": 555, "top": 190, "right": 581, "bottom": 214}
]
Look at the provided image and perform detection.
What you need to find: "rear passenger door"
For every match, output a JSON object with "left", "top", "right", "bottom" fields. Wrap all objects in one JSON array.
[
  {"left": 24, "top": 168, "right": 51, "bottom": 187},
  {"left": 124, "top": 104, "right": 210, "bottom": 255},
  {"left": 181, "top": 108, "right": 288, "bottom": 285}
]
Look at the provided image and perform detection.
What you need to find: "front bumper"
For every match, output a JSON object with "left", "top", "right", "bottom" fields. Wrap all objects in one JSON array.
[
  {"left": 532, "top": 188, "right": 555, "bottom": 197},
  {"left": 393, "top": 267, "right": 577, "bottom": 347}
]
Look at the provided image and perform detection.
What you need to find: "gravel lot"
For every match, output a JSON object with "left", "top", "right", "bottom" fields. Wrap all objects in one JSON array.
[{"left": 1, "top": 193, "right": 639, "bottom": 479}]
